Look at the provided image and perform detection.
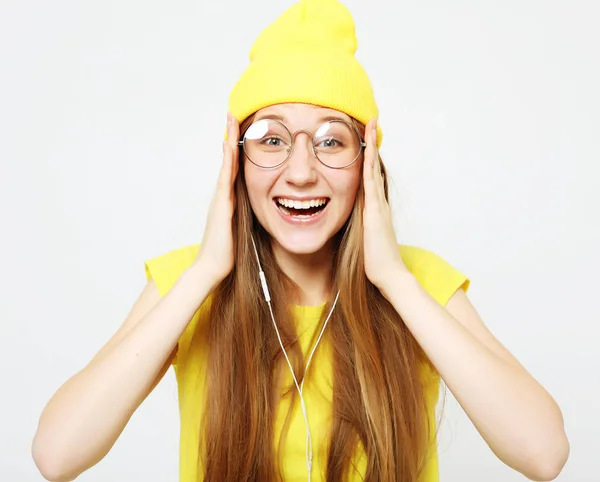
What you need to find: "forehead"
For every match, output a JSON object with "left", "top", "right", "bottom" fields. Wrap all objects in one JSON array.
[{"left": 254, "top": 103, "right": 353, "bottom": 126}]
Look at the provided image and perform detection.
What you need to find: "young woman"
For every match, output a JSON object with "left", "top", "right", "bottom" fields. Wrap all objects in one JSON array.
[{"left": 32, "top": 1, "right": 569, "bottom": 481}]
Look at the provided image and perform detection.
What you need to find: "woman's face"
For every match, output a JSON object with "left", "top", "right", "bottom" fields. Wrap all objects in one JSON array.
[{"left": 243, "top": 103, "right": 362, "bottom": 255}]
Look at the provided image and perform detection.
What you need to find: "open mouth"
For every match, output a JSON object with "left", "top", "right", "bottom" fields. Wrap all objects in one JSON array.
[{"left": 274, "top": 197, "right": 330, "bottom": 217}]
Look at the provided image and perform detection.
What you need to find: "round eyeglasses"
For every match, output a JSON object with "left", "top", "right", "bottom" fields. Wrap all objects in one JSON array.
[{"left": 238, "top": 118, "right": 367, "bottom": 169}]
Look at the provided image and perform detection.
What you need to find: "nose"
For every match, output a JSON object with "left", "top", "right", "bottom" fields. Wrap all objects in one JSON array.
[{"left": 282, "top": 132, "right": 318, "bottom": 185}]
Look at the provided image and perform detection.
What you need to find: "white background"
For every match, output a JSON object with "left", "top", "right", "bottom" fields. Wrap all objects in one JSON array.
[{"left": 1, "top": 0, "right": 598, "bottom": 480}]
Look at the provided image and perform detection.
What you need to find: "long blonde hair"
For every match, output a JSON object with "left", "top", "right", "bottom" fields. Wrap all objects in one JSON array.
[{"left": 198, "top": 114, "right": 435, "bottom": 481}]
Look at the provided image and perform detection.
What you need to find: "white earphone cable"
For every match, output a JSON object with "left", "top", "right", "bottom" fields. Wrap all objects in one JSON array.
[{"left": 251, "top": 236, "right": 339, "bottom": 481}]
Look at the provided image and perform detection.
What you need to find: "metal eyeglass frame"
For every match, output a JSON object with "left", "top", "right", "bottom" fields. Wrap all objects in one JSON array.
[{"left": 237, "top": 119, "right": 367, "bottom": 170}]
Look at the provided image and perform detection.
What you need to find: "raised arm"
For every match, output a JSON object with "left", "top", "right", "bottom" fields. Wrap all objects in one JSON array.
[{"left": 31, "top": 265, "right": 212, "bottom": 482}]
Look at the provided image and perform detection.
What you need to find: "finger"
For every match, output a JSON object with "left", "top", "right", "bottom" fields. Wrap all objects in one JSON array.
[
  {"left": 366, "top": 118, "right": 385, "bottom": 202},
  {"left": 227, "top": 113, "right": 240, "bottom": 184},
  {"left": 217, "top": 114, "right": 236, "bottom": 192},
  {"left": 227, "top": 113, "right": 240, "bottom": 156},
  {"left": 363, "top": 118, "right": 376, "bottom": 200},
  {"left": 217, "top": 140, "right": 233, "bottom": 192},
  {"left": 370, "top": 120, "right": 386, "bottom": 204}
]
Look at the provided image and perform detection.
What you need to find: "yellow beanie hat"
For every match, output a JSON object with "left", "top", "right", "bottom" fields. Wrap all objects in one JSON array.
[{"left": 227, "top": 0, "right": 383, "bottom": 147}]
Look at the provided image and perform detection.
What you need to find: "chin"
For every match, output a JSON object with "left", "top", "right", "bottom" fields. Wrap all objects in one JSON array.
[{"left": 271, "top": 230, "right": 332, "bottom": 256}]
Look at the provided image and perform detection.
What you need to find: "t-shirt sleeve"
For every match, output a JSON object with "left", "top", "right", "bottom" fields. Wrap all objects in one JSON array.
[
  {"left": 144, "top": 243, "right": 201, "bottom": 367},
  {"left": 144, "top": 244, "right": 200, "bottom": 296},
  {"left": 399, "top": 244, "right": 470, "bottom": 307}
]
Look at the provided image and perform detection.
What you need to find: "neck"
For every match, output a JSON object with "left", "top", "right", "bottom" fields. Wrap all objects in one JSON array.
[{"left": 271, "top": 240, "right": 334, "bottom": 306}]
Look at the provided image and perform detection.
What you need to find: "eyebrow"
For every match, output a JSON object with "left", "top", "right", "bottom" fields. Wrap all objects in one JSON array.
[{"left": 254, "top": 113, "right": 350, "bottom": 124}]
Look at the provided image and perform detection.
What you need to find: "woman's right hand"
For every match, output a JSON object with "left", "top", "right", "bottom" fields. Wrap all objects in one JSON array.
[{"left": 194, "top": 112, "right": 240, "bottom": 287}]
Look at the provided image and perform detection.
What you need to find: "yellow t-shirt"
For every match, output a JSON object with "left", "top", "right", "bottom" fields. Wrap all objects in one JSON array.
[{"left": 144, "top": 244, "right": 470, "bottom": 482}]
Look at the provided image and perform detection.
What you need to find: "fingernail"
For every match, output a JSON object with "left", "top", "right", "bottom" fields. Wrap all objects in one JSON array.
[{"left": 227, "top": 112, "right": 232, "bottom": 128}]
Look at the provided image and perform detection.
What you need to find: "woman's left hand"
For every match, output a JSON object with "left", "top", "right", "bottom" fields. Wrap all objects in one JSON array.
[{"left": 362, "top": 118, "right": 409, "bottom": 293}]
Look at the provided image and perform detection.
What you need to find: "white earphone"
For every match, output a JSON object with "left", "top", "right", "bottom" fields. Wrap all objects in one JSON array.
[{"left": 250, "top": 235, "right": 339, "bottom": 481}]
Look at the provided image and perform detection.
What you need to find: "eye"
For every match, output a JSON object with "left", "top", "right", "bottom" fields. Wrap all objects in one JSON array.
[
  {"left": 262, "top": 136, "right": 285, "bottom": 147},
  {"left": 316, "top": 137, "right": 343, "bottom": 149}
]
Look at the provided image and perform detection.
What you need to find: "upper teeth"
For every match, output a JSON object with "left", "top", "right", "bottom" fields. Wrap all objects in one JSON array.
[{"left": 276, "top": 198, "right": 328, "bottom": 209}]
